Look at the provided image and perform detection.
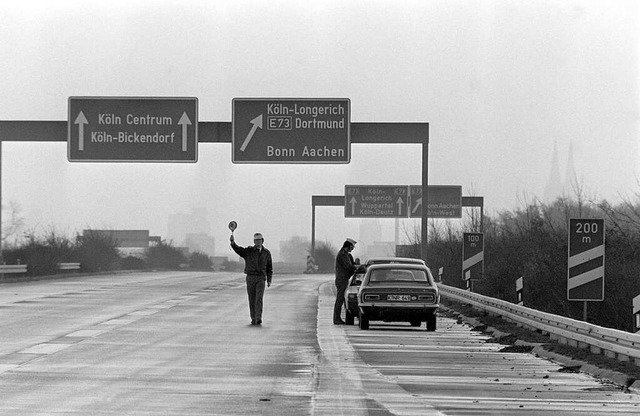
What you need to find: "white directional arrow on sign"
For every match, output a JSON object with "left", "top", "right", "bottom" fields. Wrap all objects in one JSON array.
[
  {"left": 74, "top": 111, "right": 88, "bottom": 151},
  {"left": 240, "top": 114, "right": 263, "bottom": 152},
  {"left": 396, "top": 197, "right": 405, "bottom": 215},
  {"left": 349, "top": 196, "right": 358, "bottom": 216},
  {"left": 411, "top": 197, "right": 422, "bottom": 214},
  {"left": 178, "top": 112, "right": 192, "bottom": 152}
]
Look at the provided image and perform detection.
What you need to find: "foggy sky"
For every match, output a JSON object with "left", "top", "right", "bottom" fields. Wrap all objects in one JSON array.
[{"left": 1, "top": 0, "right": 638, "bottom": 258}]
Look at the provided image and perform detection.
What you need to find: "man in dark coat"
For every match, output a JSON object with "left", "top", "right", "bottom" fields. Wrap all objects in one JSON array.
[
  {"left": 230, "top": 232, "right": 273, "bottom": 325},
  {"left": 333, "top": 238, "right": 357, "bottom": 324}
]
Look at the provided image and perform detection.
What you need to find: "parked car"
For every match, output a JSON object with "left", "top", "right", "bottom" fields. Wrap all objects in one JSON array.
[
  {"left": 344, "top": 265, "right": 367, "bottom": 325},
  {"left": 357, "top": 262, "right": 439, "bottom": 331},
  {"left": 344, "top": 257, "right": 426, "bottom": 325}
]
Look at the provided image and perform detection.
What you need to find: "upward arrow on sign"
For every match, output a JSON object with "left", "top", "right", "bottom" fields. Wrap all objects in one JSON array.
[
  {"left": 74, "top": 111, "right": 88, "bottom": 151},
  {"left": 178, "top": 112, "right": 192, "bottom": 152}
]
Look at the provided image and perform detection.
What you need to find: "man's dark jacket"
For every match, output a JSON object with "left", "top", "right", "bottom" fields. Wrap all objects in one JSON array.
[
  {"left": 334, "top": 247, "right": 356, "bottom": 281},
  {"left": 231, "top": 242, "right": 273, "bottom": 284}
]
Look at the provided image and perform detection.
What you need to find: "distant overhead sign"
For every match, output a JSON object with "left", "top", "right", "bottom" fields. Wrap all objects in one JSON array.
[
  {"left": 409, "top": 185, "right": 462, "bottom": 218},
  {"left": 68, "top": 97, "right": 198, "bottom": 162},
  {"left": 232, "top": 98, "right": 350, "bottom": 164},
  {"left": 344, "top": 185, "right": 409, "bottom": 218}
]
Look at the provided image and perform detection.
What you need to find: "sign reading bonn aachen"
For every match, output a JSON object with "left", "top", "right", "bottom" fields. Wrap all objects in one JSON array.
[
  {"left": 232, "top": 98, "right": 350, "bottom": 163},
  {"left": 68, "top": 97, "right": 198, "bottom": 162},
  {"left": 409, "top": 185, "right": 462, "bottom": 218}
]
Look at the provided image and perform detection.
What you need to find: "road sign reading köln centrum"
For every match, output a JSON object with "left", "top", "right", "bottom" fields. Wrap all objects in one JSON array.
[
  {"left": 68, "top": 97, "right": 198, "bottom": 162},
  {"left": 345, "top": 185, "right": 409, "bottom": 218},
  {"left": 232, "top": 98, "right": 350, "bottom": 164}
]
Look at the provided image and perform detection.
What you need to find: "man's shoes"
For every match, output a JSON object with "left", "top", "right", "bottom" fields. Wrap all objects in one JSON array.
[
  {"left": 256, "top": 320, "right": 262, "bottom": 325},
  {"left": 251, "top": 320, "right": 256, "bottom": 325},
  {"left": 333, "top": 320, "right": 345, "bottom": 325}
]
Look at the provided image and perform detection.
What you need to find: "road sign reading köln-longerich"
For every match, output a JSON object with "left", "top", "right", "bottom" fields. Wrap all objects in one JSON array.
[
  {"left": 68, "top": 97, "right": 198, "bottom": 162},
  {"left": 345, "top": 185, "right": 409, "bottom": 218},
  {"left": 232, "top": 98, "right": 350, "bottom": 164}
]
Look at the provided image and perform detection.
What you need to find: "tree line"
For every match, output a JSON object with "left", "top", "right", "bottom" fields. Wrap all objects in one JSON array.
[
  {"left": 421, "top": 192, "right": 640, "bottom": 332},
  {"left": 2, "top": 229, "right": 213, "bottom": 275}
]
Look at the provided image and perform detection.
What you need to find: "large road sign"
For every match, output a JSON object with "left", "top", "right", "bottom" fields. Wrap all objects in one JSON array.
[
  {"left": 462, "top": 232, "right": 484, "bottom": 280},
  {"left": 409, "top": 185, "right": 462, "bottom": 218},
  {"left": 568, "top": 218, "right": 605, "bottom": 301},
  {"left": 232, "top": 98, "right": 350, "bottom": 164},
  {"left": 68, "top": 97, "right": 198, "bottom": 162},
  {"left": 344, "top": 185, "right": 409, "bottom": 218}
]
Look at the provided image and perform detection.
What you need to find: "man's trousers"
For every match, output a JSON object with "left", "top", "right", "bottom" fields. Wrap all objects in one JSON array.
[{"left": 246, "top": 275, "right": 266, "bottom": 322}]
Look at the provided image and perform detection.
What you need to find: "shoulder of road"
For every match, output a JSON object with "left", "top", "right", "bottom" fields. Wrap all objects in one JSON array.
[{"left": 441, "top": 298, "right": 640, "bottom": 393}]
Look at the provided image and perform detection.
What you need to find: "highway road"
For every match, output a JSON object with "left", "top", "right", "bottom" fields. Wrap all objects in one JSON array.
[{"left": 0, "top": 271, "right": 638, "bottom": 415}]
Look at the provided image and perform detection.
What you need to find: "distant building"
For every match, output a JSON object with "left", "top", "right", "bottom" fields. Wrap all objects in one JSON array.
[
  {"left": 359, "top": 219, "right": 382, "bottom": 259},
  {"left": 185, "top": 233, "right": 215, "bottom": 257},
  {"left": 279, "top": 236, "right": 309, "bottom": 263},
  {"left": 365, "top": 241, "right": 396, "bottom": 259},
  {"left": 167, "top": 207, "right": 212, "bottom": 244},
  {"left": 83, "top": 229, "right": 160, "bottom": 258},
  {"left": 544, "top": 140, "right": 578, "bottom": 202}
]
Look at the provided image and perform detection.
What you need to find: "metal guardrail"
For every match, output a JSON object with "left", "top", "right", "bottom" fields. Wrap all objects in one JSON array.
[
  {"left": 438, "top": 283, "right": 640, "bottom": 365},
  {"left": 0, "top": 264, "right": 28, "bottom": 274},
  {"left": 58, "top": 262, "right": 81, "bottom": 271}
]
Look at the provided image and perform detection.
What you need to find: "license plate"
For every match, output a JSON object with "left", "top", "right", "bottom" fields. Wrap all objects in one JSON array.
[{"left": 387, "top": 294, "right": 411, "bottom": 301}]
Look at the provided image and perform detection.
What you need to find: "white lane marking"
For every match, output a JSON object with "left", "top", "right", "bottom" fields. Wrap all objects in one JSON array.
[
  {"left": 66, "top": 330, "right": 105, "bottom": 337},
  {"left": 18, "top": 343, "right": 71, "bottom": 354},
  {"left": 315, "top": 282, "right": 445, "bottom": 416}
]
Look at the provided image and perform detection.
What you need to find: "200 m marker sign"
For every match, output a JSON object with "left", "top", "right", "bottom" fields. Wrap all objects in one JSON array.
[{"left": 568, "top": 218, "right": 605, "bottom": 301}]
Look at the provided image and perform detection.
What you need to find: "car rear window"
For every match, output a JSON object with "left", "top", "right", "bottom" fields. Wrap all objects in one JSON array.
[{"left": 369, "top": 269, "right": 429, "bottom": 283}]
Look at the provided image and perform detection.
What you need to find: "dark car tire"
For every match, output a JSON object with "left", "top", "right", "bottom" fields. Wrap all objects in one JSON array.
[
  {"left": 426, "top": 313, "right": 437, "bottom": 331},
  {"left": 358, "top": 311, "right": 369, "bottom": 330},
  {"left": 345, "top": 310, "right": 355, "bottom": 325}
]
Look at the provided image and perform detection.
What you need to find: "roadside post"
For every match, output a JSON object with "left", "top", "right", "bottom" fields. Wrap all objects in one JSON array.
[
  {"left": 516, "top": 276, "right": 524, "bottom": 306},
  {"left": 633, "top": 295, "right": 640, "bottom": 334}
]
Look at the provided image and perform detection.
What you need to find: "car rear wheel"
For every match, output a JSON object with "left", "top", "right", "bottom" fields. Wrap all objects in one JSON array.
[
  {"left": 426, "top": 313, "right": 437, "bottom": 331},
  {"left": 358, "top": 311, "right": 369, "bottom": 330},
  {"left": 345, "top": 309, "right": 355, "bottom": 325}
]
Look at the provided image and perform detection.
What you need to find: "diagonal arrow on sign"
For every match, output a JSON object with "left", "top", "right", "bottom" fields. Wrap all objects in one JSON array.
[
  {"left": 74, "top": 111, "right": 88, "bottom": 151},
  {"left": 178, "top": 112, "right": 192, "bottom": 152},
  {"left": 412, "top": 197, "right": 422, "bottom": 214},
  {"left": 240, "top": 114, "right": 263, "bottom": 152}
]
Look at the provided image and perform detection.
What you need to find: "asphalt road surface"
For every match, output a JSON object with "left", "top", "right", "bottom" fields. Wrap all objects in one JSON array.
[{"left": 0, "top": 271, "right": 638, "bottom": 415}]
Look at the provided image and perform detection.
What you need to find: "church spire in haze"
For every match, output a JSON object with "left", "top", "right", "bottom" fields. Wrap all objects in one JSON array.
[{"left": 543, "top": 140, "right": 563, "bottom": 202}]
